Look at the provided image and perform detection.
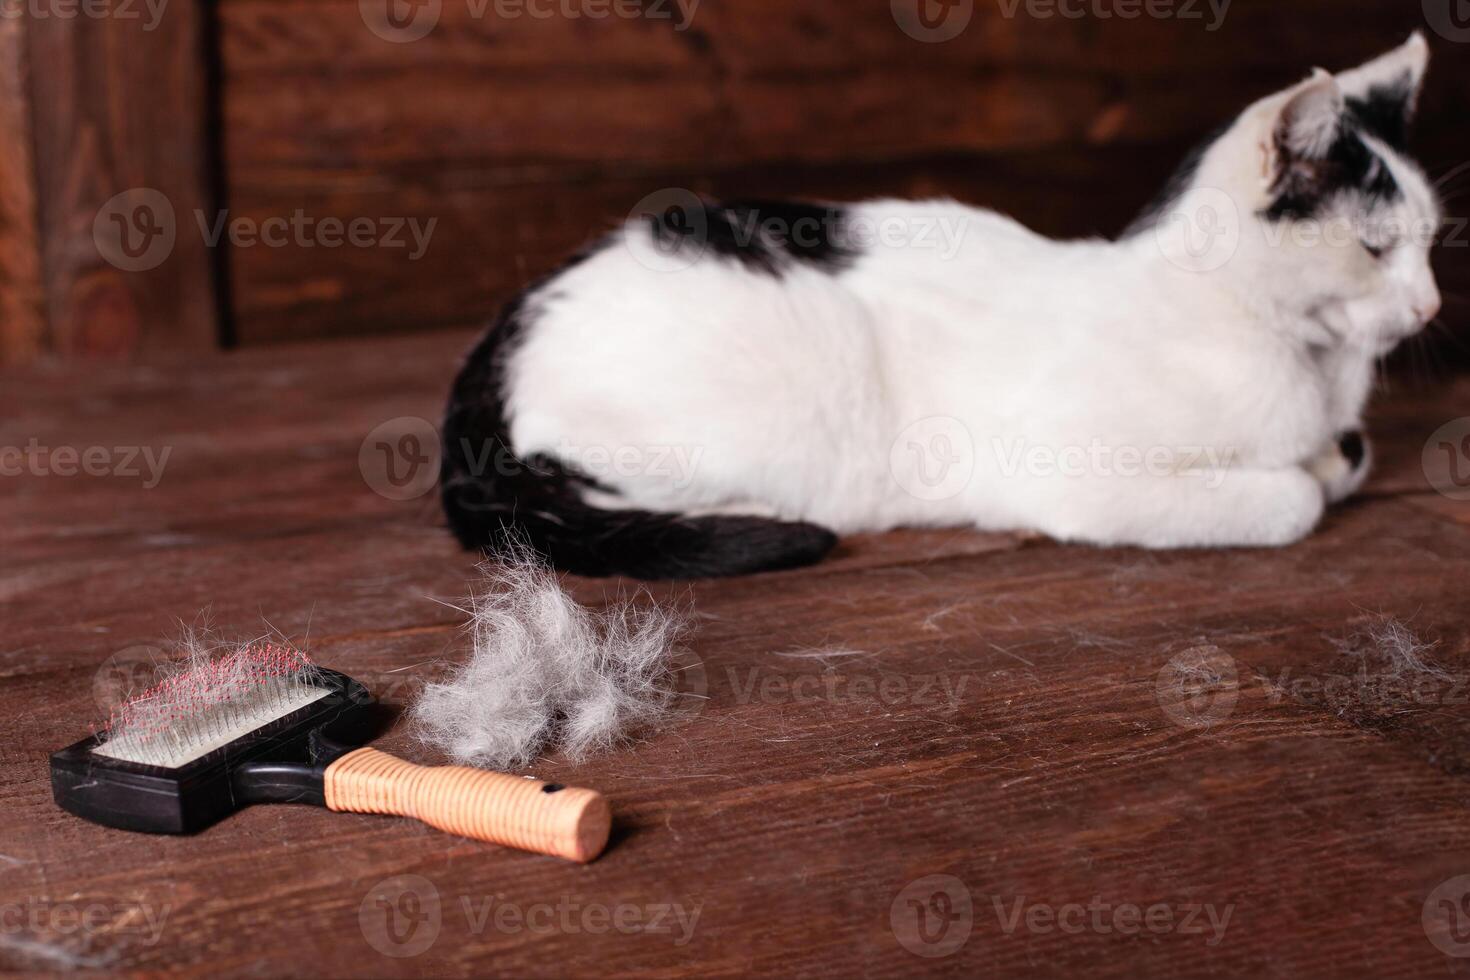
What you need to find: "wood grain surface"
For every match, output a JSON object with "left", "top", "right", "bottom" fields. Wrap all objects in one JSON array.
[
  {"left": 23, "top": 0, "right": 221, "bottom": 357},
  {"left": 0, "top": 16, "right": 45, "bottom": 366},
  {"left": 3, "top": 331, "right": 1470, "bottom": 974}
]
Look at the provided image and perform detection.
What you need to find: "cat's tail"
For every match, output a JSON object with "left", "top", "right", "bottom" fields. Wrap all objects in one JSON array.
[{"left": 438, "top": 311, "right": 838, "bottom": 580}]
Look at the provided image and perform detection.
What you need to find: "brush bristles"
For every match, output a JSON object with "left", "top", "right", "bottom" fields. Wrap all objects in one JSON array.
[{"left": 94, "top": 640, "right": 328, "bottom": 769}]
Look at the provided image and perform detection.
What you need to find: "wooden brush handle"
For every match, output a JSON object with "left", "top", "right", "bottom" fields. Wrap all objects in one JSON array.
[{"left": 323, "top": 747, "right": 611, "bottom": 862}]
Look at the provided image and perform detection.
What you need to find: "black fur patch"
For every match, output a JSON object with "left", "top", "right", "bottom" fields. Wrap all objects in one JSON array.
[
  {"left": 1338, "top": 430, "right": 1366, "bottom": 469},
  {"left": 1346, "top": 74, "right": 1415, "bottom": 152},
  {"left": 1123, "top": 123, "right": 1231, "bottom": 238},
  {"left": 1262, "top": 124, "right": 1402, "bottom": 223},
  {"left": 649, "top": 198, "right": 855, "bottom": 276}
]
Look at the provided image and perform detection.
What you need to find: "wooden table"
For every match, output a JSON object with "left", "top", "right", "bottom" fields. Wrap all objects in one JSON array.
[{"left": 3, "top": 330, "right": 1470, "bottom": 976}]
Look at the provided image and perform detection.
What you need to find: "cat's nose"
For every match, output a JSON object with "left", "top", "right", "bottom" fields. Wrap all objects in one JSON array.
[{"left": 1413, "top": 288, "right": 1442, "bottom": 324}]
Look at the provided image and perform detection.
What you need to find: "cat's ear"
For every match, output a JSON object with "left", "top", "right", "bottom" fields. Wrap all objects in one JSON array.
[
  {"left": 1334, "top": 32, "right": 1429, "bottom": 148},
  {"left": 1241, "top": 70, "right": 1344, "bottom": 200},
  {"left": 1274, "top": 70, "right": 1345, "bottom": 163}
]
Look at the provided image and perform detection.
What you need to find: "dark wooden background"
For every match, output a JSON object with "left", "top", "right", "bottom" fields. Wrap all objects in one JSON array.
[{"left": 0, "top": 1, "right": 1465, "bottom": 362}]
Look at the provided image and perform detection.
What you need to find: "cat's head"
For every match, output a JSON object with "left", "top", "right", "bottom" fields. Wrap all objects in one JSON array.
[{"left": 1140, "top": 33, "right": 1442, "bottom": 353}]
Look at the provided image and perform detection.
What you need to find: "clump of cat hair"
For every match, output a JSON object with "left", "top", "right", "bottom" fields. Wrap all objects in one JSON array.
[
  {"left": 410, "top": 549, "right": 689, "bottom": 769},
  {"left": 1329, "top": 615, "right": 1448, "bottom": 681}
]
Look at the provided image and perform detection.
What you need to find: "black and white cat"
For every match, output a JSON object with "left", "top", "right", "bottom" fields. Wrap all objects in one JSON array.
[{"left": 442, "top": 35, "right": 1443, "bottom": 579}]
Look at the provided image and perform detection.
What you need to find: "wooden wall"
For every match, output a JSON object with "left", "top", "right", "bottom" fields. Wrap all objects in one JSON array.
[
  {"left": 0, "top": 0, "right": 219, "bottom": 365},
  {"left": 216, "top": 0, "right": 1457, "bottom": 346},
  {"left": 0, "top": 1, "right": 1463, "bottom": 362}
]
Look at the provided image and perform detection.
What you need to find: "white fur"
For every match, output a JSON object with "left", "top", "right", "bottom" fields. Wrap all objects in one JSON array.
[
  {"left": 505, "top": 37, "right": 1441, "bottom": 551},
  {"left": 411, "top": 554, "right": 686, "bottom": 768}
]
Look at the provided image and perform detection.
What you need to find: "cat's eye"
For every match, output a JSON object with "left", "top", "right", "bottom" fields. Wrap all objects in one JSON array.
[{"left": 1361, "top": 240, "right": 1386, "bottom": 259}]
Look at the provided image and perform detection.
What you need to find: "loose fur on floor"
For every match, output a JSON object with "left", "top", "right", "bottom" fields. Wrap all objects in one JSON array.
[{"left": 410, "top": 551, "right": 689, "bottom": 768}]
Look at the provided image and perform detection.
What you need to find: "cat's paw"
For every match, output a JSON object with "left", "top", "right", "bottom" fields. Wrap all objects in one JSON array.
[
  {"left": 1307, "top": 430, "right": 1371, "bottom": 504},
  {"left": 1252, "top": 467, "right": 1328, "bottom": 546}
]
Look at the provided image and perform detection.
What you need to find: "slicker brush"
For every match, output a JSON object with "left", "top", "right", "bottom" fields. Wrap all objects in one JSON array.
[{"left": 50, "top": 643, "right": 611, "bottom": 862}]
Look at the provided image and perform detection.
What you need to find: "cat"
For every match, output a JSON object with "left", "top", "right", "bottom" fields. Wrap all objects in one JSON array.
[{"left": 441, "top": 34, "right": 1442, "bottom": 579}]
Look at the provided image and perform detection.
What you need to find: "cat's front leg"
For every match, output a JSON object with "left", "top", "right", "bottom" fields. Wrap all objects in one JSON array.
[
  {"left": 1306, "top": 429, "right": 1371, "bottom": 504},
  {"left": 1030, "top": 466, "right": 1327, "bottom": 549}
]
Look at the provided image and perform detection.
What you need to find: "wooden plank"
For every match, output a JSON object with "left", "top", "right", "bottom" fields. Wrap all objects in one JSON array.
[
  {"left": 218, "top": 0, "right": 1422, "bottom": 178},
  {"left": 24, "top": 0, "right": 221, "bottom": 357},
  {"left": 0, "top": 16, "right": 46, "bottom": 365}
]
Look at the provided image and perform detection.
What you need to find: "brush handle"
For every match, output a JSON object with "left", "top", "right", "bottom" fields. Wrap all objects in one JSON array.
[{"left": 322, "top": 747, "right": 611, "bottom": 862}]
